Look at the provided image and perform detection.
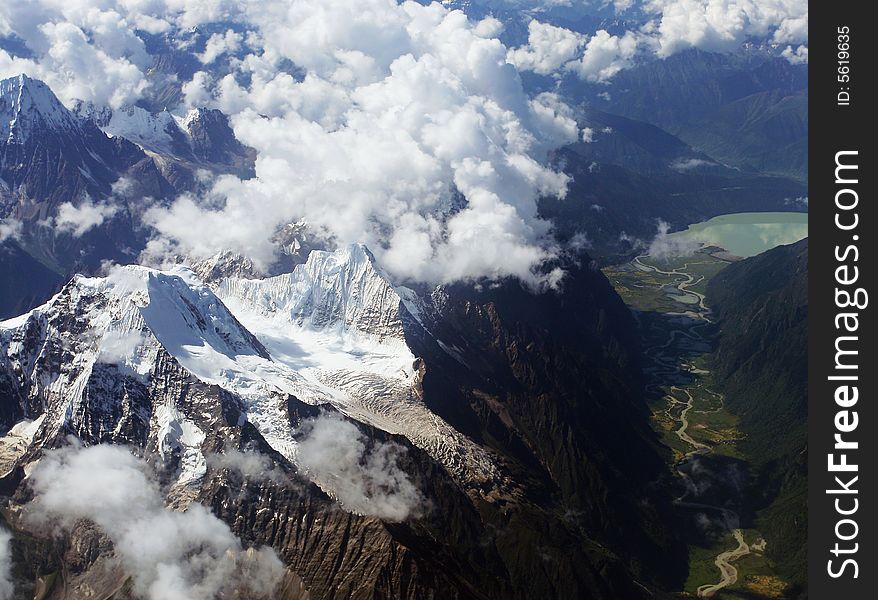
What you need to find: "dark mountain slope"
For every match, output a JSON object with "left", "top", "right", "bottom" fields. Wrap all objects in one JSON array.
[
  {"left": 542, "top": 145, "right": 806, "bottom": 262},
  {"left": 577, "top": 49, "right": 808, "bottom": 182},
  {"left": 707, "top": 238, "right": 808, "bottom": 593},
  {"left": 587, "top": 49, "right": 807, "bottom": 132},
  {"left": 0, "top": 74, "right": 254, "bottom": 319},
  {"left": 677, "top": 90, "right": 808, "bottom": 181},
  {"left": 407, "top": 255, "right": 687, "bottom": 594}
]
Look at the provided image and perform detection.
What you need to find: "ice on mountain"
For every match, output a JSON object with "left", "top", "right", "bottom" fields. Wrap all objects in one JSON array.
[
  {"left": 1, "top": 74, "right": 82, "bottom": 142},
  {"left": 1, "top": 247, "right": 498, "bottom": 485}
]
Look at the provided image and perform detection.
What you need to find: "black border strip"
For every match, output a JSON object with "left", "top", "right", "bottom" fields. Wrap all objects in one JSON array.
[{"left": 808, "top": 1, "right": 875, "bottom": 596}]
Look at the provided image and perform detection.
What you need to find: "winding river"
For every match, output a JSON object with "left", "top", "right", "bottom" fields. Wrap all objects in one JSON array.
[{"left": 633, "top": 255, "right": 759, "bottom": 598}]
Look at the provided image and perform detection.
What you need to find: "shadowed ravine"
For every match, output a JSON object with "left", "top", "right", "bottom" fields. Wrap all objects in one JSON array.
[
  {"left": 635, "top": 255, "right": 752, "bottom": 597},
  {"left": 605, "top": 250, "right": 780, "bottom": 598}
]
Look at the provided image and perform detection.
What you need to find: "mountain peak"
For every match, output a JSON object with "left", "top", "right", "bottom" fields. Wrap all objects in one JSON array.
[
  {"left": 0, "top": 73, "right": 80, "bottom": 141},
  {"left": 216, "top": 244, "right": 409, "bottom": 343}
]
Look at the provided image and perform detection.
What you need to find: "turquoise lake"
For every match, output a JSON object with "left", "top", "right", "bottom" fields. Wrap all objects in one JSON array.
[{"left": 668, "top": 212, "right": 808, "bottom": 258}]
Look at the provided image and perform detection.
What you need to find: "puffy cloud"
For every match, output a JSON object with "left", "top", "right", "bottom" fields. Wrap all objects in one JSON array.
[
  {"left": 507, "top": 20, "right": 584, "bottom": 75},
  {"left": 507, "top": 2, "right": 808, "bottom": 81},
  {"left": 206, "top": 448, "right": 290, "bottom": 485},
  {"left": 27, "top": 442, "right": 286, "bottom": 600},
  {"left": 0, "top": 528, "right": 12, "bottom": 600},
  {"left": 198, "top": 29, "right": 243, "bottom": 64},
  {"left": 96, "top": 329, "right": 148, "bottom": 364},
  {"left": 567, "top": 29, "right": 639, "bottom": 83},
  {"left": 641, "top": 0, "right": 808, "bottom": 57},
  {"left": 473, "top": 16, "right": 504, "bottom": 39},
  {"left": 54, "top": 197, "right": 119, "bottom": 236},
  {"left": 647, "top": 219, "right": 699, "bottom": 259},
  {"left": 0, "top": 2, "right": 149, "bottom": 107},
  {"left": 581, "top": 127, "right": 594, "bottom": 142},
  {"left": 670, "top": 157, "right": 715, "bottom": 171},
  {"left": 295, "top": 413, "right": 424, "bottom": 521},
  {"left": 1, "top": 1, "right": 810, "bottom": 105},
  {"left": 781, "top": 44, "right": 807, "bottom": 65},
  {"left": 508, "top": 22, "right": 640, "bottom": 83},
  {"left": 1, "top": 0, "right": 808, "bottom": 285},
  {"left": 145, "top": 0, "right": 579, "bottom": 287},
  {"left": 0, "top": 218, "right": 22, "bottom": 244},
  {"left": 181, "top": 70, "right": 214, "bottom": 108}
]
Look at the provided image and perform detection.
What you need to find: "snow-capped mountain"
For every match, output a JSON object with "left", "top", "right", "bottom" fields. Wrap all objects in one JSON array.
[
  {"left": 1, "top": 73, "right": 251, "bottom": 217},
  {"left": 0, "top": 246, "right": 495, "bottom": 489},
  {"left": 0, "top": 239, "right": 681, "bottom": 598},
  {"left": 0, "top": 74, "right": 256, "bottom": 321},
  {"left": 0, "top": 74, "right": 82, "bottom": 143},
  {"left": 216, "top": 244, "right": 497, "bottom": 480},
  {"left": 75, "top": 102, "right": 191, "bottom": 157},
  {"left": 74, "top": 101, "right": 251, "bottom": 168},
  {"left": 0, "top": 74, "right": 144, "bottom": 207},
  {"left": 183, "top": 106, "right": 253, "bottom": 166},
  {"left": 0, "top": 76, "right": 679, "bottom": 600},
  {"left": 0, "top": 264, "right": 316, "bottom": 479}
]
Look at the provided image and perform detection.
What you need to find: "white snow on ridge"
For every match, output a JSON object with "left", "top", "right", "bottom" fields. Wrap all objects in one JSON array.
[
  {"left": 2, "top": 248, "right": 498, "bottom": 483},
  {"left": 216, "top": 244, "right": 498, "bottom": 481},
  {"left": 216, "top": 244, "right": 417, "bottom": 385},
  {"left": 1, "top": 74, "right": 81, "bottom": 142},
  {"left": 101, "top": 105, "right": 183, "bottom": 155},
  {"left": 1, "top": 265, "right": 323, "bottom": 468}
]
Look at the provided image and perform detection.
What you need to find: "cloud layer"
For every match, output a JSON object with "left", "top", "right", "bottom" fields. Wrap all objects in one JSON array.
[
  {"left": 1, "top": 1, "right": 808, "bottom": 285},
  {"left": 508, "top": 0, "right": 808, "bottom": 80},
  {"left": 54, "top": 197, "right": 118, "bottom": 237},
  {"left": 296, "top": 413, "right": 424, "bottom": 521},
  {"left": 27, "top": 443, "right": 286, "bottom": 600},
  {"left": 142, "top": 1, "right": 580, "bottom": 286}
]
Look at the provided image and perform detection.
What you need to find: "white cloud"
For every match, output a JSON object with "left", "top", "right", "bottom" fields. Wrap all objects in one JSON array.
[
  {"left": 0, "top": 2, "right": 149, "bottom": 108},
  {"left": 504, "top": 1, "right": 808, "bottom": 81},
  {"left": 206, "top": 448, "right": 290, "bottom": 485},
  {"left": 473, "top": 16, "right": 504, "bottom": 39},
  {"left": 0, "top": 218, "right": 22, "bottom": 244},
  {"left": 647, "top": 219, "right": 699, "bottom": 259},
  {"left": 567, "top": 29, "right": 639, "bottom": 83},
  {"left": 507, "top": 23, "right": 640, "bottom": 83},
  {"left": 670, "top": 157, "right": 714, "bottom": 171},
  {"left": 641, "top": 0, "right": 808, "bottom": 57},
  {"left": 54, "top": 197, "right": 118, "bottom": 236},
  {"left": 0, "top": 0, "right": 808, "bottom": 285},
  {"left": 295, "top": 413, "right": 424, "bottom": 521},
  {"left": 198, "top": 29, "right": 243, "bottom": 64},
  {"left": 0, "top": 1, "right": 810, "bottom": 106},
  {"left": 781, "top": 44, "right": 808, "bottom": 65},
  {"left": 27, "top": 442, "right": 286, "bottom": 600},
  {"left": 144, "top": 1, "right": 580, "bottom": 287},
  {"left": 507, "top": 20, "right": 584, "bottom": 76},
  {"left": 97, "top": 329, "right": 148, "bottom": 364},
  {"left": 581, "top": 127, "right": 595, "bottom": 142},
  {"left": 181, "top": 70, "right": 214, "bottom": 108},
  {"left": 0, "top": 528, "right": 12, "bottom": 600}
]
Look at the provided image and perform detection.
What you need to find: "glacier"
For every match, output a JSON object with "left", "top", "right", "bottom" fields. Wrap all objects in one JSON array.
[{"left": 0, "top": 245, "right": 497, "bottom": 502}]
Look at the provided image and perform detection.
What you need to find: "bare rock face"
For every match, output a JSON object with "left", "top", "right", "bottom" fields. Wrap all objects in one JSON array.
[
  {"left": 0, "top": 244, "right": 683, "bottom": 599},
  {"left": 0, "top": 75, "right": 145, "bottom": 211},
  {"left": 0, "top": 74, "right": 257, "bottom": 320}
]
